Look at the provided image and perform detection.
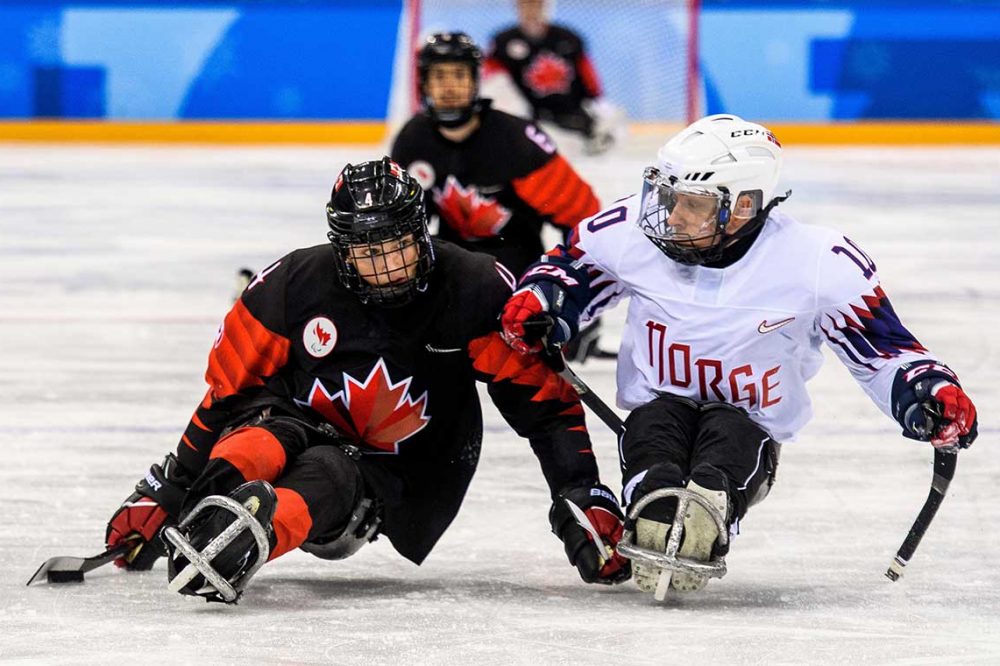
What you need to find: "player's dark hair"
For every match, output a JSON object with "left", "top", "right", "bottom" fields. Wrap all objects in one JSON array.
[
  {"left": 417, "top": 32, "right": 483, "bottom": 128},
  {"left": 326, "top": 157, "right": 434, "bottom": 307}
]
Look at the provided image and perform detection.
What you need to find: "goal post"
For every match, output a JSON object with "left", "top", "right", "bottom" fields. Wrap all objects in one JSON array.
[{"left": 389, "top": 0, "right": 701, "bottom": 131}]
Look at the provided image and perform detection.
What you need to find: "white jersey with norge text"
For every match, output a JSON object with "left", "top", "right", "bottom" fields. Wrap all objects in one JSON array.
[{"left": 565, "top": 195, "right": 937, "bottom": 442}]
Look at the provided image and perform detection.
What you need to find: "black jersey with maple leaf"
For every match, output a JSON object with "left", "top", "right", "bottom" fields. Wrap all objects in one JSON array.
[
  {"left": 485, "top": 24, "right": 602, "bottom": 118},
  {"left": 390, "top": 103, "right": 600, "bottom": 275},
  {"left": 173, "top": 240, "right": 598, "bottom": 563}
]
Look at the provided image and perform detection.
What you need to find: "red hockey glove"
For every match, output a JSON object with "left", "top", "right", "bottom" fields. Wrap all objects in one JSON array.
[
  {"left": 501, "top": 284, "right": 577, "bottom": 355},
  {"left": 925, "top": 383, "right": 977, "bottom": 449},
  {"left": 106, "top": 493, "right": 169, "bottom": 569},
  {"left": 892, "top": 362, "right": 978, "bottom": 452},
  {"left": 501, "top": 258, "right": 591, "bottom": 355},
  {"left": 105, "top": 454, "right": 190, "bottom": 569},
  {"left": 549, "top": 484, "right": 631, "bottom": 584}
]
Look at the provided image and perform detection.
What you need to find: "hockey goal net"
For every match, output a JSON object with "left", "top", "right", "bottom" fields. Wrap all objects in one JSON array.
[{"left": 388, "top": 0, "right": 701, "bottom": 131}]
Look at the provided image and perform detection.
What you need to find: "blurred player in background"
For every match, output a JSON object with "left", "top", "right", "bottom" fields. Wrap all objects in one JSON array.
[
  {"left": 501, "top": 114, "right": 979, "bottom": 597},
  {"left": 391, "top": 31, "right": 614, "bottom": 361},
  {"left": 105, "top": 159, "right": 629, "bottom": 604},
  {"left": 484, "top": 0, "right": 625, "bottom": 155}
]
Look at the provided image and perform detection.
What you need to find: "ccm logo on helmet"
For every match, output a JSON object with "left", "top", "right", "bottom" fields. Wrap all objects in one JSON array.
[{"left": 731, "top": 128, "right": 781, "bottom": 147}]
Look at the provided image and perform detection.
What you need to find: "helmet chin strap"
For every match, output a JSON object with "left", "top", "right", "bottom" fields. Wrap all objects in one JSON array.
[
  {"left": 427, "top": 98, "right": 483, "bottom": 129},
  {"left": 697, "top": 189, "right": 792, "bottom": 268},
  {"left": 722, "top": 189, "right": 792, "bottom": 246}
]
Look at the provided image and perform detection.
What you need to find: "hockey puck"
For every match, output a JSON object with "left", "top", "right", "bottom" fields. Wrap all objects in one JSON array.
[{"left": 47, "top": 570, "right": 85, "bottom": 584}]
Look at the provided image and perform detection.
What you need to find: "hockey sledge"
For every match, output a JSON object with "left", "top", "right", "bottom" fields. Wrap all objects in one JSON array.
[
  {"left": 163, "top": 491, "right": 271, "bottom": 604},
  {"left": 618, "top": 488, "right": 729, "bottom": 599}
]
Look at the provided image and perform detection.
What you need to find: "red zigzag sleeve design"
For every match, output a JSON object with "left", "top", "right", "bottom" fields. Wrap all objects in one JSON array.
[
  {"left": 469, "top": 332, "right": 579, "bottom": 405},
  {"left": 512, "top": 154, "right": 600, "bottom": 229},
  {"left": 206, "top": 300, "right": 291, "bottom": 400}
]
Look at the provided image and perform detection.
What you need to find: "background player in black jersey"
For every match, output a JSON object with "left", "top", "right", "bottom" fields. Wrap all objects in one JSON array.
[
  {"left": 484, "top": 0, "right": 624, "bottom": 155},
  {"left": 104, "top": 158, "right": 629, "bottom": 604},
  {"left": 391, "top": 31, "right": 614, "bottom": 361}
]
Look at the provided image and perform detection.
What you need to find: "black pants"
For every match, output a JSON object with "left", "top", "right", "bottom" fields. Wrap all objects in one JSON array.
[
  {"left": 621, "top": 393, "right": 780, "bottom": 522},
  {"left": 185, "top": 415, "right": 370, "bottom": 547},
  {"left": 535, "top": 107, "right": 596, "bottom": 138}
]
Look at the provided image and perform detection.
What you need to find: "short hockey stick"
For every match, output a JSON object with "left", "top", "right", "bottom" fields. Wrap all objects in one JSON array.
[
  {"left": 885, "top": 449, "right": 958, "bottom": 581},
  {"left": 520, "top": 317, "right": 625, "bottom": 435},
  {"left": 553, "top": 357, "right": 625, "bottom": 436},
  {"left": 26, "top": 541, "right": 132, "bottom": 586}
]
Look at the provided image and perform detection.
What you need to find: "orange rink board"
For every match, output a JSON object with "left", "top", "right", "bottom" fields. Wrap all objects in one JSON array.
[{"left": 0, "top": 120, "right": 998, "bottom": 145}]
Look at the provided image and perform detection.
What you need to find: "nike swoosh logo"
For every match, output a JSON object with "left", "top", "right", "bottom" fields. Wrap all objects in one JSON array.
[
  {"left": 477, "top": 185, "right": 504, "bottom": 195},
  {"left": 758, "top": 317, "right": 795, "bottom": 334},
  {"left": 425, "top": 344, "right": 463, "bottom": 353}
]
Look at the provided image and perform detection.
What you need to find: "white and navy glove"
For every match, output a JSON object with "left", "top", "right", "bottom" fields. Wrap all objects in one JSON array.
[
  {"left": 892, "top": 361, "right": 978, "bottom": 452},
  {"left": 549, "top": 484, "right": 631, "bottom": 585},
  {"left": 501, "top": 259, "right": 589, "bottom": 355}
]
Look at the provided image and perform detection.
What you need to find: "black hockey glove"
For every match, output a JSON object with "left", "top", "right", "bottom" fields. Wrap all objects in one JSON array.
[
  {"left": 892, "top": 361, "right": 978, "bottom": 452},
  {"left": 501, "top": 258, "right": 590, "bottom": 355},
  {"left": 105, "top": 453, "right": 191, "bottom": 570},
  {"left": 549, "top": 484, "right": 631, "bottom": 585}
]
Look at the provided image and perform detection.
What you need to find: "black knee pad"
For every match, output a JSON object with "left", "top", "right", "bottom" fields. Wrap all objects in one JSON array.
[
  {"left": 689, "top": 463, "right": 731, "bottom": 494},
  {"left": 627, "top": 462, "right": 685, "bottom": 523},
  {"left": 281, "top": 446, "right": 362, "bottom": 542}
]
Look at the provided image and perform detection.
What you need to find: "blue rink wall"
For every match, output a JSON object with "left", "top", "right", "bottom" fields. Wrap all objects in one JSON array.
[{"left": 0, "top": 0, "right": 997, "bottom": 122}]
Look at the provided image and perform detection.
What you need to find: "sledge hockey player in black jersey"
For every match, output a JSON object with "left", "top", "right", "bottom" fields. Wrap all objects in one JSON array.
[
  {"left": 391, "top": 31, "right": 613, "bottom": 362},
  {"left": 485, "top": 0, "right": 622, "bottom": 154},
  {"left": 104, "top": 158, "right": 629, "bottom": 603},
  {"left": 501, "top": 115, "right": 980, "bottom": 598}
]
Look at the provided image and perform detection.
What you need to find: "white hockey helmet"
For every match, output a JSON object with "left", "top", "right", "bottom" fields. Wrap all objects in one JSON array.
[{"left": 639, "top": 114, "right": 785, "bottom": 265}]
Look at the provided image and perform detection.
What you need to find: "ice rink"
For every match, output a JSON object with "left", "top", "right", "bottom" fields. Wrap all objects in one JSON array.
[{"left": 2, "top": 137, "right": 998, "bottom": 665}]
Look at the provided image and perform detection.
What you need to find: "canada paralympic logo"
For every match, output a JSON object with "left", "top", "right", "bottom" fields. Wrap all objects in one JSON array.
[{"left": 303, "top": 316, "right": 338, "bottom": 358}]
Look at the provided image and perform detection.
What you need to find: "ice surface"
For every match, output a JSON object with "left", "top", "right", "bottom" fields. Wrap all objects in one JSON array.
[{"left": 1, "top": 140, "right": 998, "bottom": 665}]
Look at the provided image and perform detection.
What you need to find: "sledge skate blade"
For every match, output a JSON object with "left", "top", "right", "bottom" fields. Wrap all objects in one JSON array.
[
  {"left": 670, "top": 494, "right": 722, "bottom": 593},
  {"left": 164, "top": 494, "right": 271, "bottom": 603},
  {"left": 619, "top": 488, "right": 729, "bottom": 585},
  {"left": 653, "top": 566, "right": 672, "bottom": 601},
  {"left": 633, "top": 518, "right": 670, "bottom": 594}
]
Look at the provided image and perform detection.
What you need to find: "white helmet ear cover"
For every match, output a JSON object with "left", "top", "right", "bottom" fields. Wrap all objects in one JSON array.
[{"left": 654, "top": 114, "right": 783, "bottom": 219}]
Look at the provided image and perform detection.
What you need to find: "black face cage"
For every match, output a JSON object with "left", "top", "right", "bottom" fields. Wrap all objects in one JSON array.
[{"left": 327, "top": 212, "right": 435, "bottom": 307}]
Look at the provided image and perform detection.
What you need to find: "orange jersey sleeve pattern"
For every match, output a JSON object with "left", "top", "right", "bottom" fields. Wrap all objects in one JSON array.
[
  {"left": 576, "top": 53, "right": 603, "bottom": 98},
  {"left": 483, "top": 56, "right": 507, "bottom": 77},
  {"left": 469, "top": 332, "right": 578, "bottom": 404},
  {"left": 512, "top": 154, "right": 601, "bottom": 229},
  {"left": 469, "top": 331, "right": 599, "bottom": 494},
  {"left": 205, "top": 299, "right": 291, "bottom": 400}
]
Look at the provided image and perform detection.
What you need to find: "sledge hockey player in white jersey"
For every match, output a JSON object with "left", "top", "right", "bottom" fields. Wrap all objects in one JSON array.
[{"left": 500, "top": 114, "right": 979, "bottom": 597}]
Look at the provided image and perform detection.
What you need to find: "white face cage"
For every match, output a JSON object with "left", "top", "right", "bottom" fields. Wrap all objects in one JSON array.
[{"left": 638, "top": 166, "right": 731, "bottom": 247}]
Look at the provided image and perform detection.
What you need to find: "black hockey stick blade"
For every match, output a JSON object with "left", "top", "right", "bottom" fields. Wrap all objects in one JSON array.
[
  {"left": 26, "top": 541, "right": 133, "bottom": 586},
  {"left": 885, "top": 449, "right": 958, "bottom": 582}
]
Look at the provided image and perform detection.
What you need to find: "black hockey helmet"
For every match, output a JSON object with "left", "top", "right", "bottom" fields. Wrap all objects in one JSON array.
[
  {"left": 417, "top": 31, "right": 483, "bottom": 128},
  {"left": 326, "top": 157, "right": 434, "bottom": 306}
]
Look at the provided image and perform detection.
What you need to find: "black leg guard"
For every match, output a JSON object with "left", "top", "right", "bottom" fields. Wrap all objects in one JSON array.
[
  {"left": 276, "top": 446, "right": 378, "bottom": 560},
  {"left": 625, "top": 462, "right": 685, "bottom": 525}
]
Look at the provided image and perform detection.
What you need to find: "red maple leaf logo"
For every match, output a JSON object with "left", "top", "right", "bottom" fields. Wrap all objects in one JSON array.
[
  {"left": 524, "top": 53, "right": 573, "bottom": 96},
  {"left": 296, "top": 359, "right": 430, "bottom": 454},
  {"left": 433, "top": 175, "right": 512, "bottom": 240}
]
